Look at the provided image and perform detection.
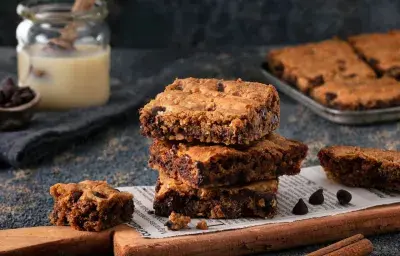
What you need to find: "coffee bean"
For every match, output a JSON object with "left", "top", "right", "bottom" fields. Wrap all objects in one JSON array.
[
  {"left": 93, "top": 191, "right": 107, "bottom": 199},
  {"left": 217, "top": 81, "right": 225, "bottom": 92},
  {"left": 309, "top": 189, "right": 324, "bottom": 205},
  {"left": 292, "top": 199, "right": 308, "bottom": 215},
  {"left": 337, "top": 189, "right": 352, "bottom": 205}
]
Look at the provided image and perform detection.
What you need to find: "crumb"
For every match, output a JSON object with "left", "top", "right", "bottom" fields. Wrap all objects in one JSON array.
[
  {"left": 196, "top": 220, "right": 208, "bottom": 230},
  {"left": 164, "top": 212, "right": 191, "bottom": 231}
]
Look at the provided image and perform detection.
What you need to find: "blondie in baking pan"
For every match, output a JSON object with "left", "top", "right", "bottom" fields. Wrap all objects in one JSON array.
[{"left": 261, "top": 31, "right": 400, "bottom": 125}]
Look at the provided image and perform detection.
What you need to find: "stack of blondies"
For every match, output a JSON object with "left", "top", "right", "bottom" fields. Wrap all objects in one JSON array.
[{"left": 139, "top": 78, "right": 308, "bottom": 218}]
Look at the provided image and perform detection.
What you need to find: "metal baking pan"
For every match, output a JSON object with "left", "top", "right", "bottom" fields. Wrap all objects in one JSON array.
[{"left": 260, "top": 64, "right": 400, "bottom": 125}]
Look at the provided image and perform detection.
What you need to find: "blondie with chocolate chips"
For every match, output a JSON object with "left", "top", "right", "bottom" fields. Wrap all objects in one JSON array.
[
  {"left": 50, "top": 180, "right": 134, "bottom": 231},
  {"left": 140, "top": 77, "right": 280, "bottom": 145},
  {"left": 318, "top": 146, "right": 400, "bottom": 191},
  {"left": 349, "top": 30, "right": 400, "bottom": 79},
  {"left": 149, "top": 133, "right": 308, "bottom": 188},
  {"left": 267, "top": 39, "right": 376, "bottom": 93},
  {"left": 153, "top": 172, "right": 278, "bottom": 218}
]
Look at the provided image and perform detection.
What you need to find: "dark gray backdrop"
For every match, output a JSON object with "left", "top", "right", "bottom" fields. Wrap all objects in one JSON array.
[{"left": 2, "top": 0, "right": 400, "bottom": 48}]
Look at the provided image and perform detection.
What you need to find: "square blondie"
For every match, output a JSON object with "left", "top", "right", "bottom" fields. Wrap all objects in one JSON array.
[
  {"left": 267, "top": 39, "right": 376, "bottom": 93},
  {"left": 139, "top": 78, "right": 280, "bottom": 145},
  {"left": 149, "top": 133, "right": 308, "bottom": 188},
  {"left": 349, "top": 30, "right": 400, "bottom": 79},
  {"left": 50, "top": 180, "right": 134, "bottom": 231}
]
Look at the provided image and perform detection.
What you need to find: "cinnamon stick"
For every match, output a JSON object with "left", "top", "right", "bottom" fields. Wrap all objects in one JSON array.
[{"left": 307, "top": 234, "right": 373, "bottom": 256}]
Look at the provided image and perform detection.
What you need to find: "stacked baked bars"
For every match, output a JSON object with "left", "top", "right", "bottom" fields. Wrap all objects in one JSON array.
[
  {"left": 267, "top": 31, "right": 400, "bottom": 110},
  {"left": 140, "top": 77, "right": 308, "bottom": 218}
]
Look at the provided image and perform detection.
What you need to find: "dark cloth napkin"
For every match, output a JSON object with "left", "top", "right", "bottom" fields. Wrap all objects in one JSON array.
[{"left": 0, "top": 79, "right": 151, "bottom": 168}]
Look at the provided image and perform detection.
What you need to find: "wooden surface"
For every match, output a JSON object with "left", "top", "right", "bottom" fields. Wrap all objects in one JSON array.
[
  {"left": 0, "top": 226, "right": 113, "bottom": 256},
  {"left": 2, "top": 204, "right": 400, "bottom": 256},
  {"left": 114, "top": 204, "right": 400, "bottom": 256}
]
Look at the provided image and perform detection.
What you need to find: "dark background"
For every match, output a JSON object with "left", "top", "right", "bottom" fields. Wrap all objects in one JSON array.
[{"left": 2, "top": 0, "right": 400, "bottom": 48}]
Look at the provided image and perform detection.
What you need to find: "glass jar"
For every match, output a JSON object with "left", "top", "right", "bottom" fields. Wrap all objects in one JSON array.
[{"left": 16, "top": 0, "right": 110, "bottom": 110}]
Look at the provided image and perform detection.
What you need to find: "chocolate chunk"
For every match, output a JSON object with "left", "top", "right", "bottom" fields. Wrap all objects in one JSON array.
[
  {"left": 325, "top": 92, "right": 338, "bottom": 103},
  {"left": 72, "top": 191, "right": 83, "bottom": 202},
  {"left": 337, "top": 189, "right": 352, "bottom": 205},
  {"left": 151, "top": 106, "right": 166, "bottom": 116},
  {"left": 309, "top": 189, "right": 324, "bottom": 205},
  {"left": 217, "top": 81, "right": 224, "bottom": 92},
  {"left": 1, "top": 78, "right": 17, "bottom": 100},
  {"left": 368, "top": 58, "right": 379, "bottom": 67},
  {"left": 93, "top": 191, "right": 107, "bottom": 199},
  {"left": 10, "top": 93, "right": 22, "bottom": 106},
  {"left": 164, "top": 220, "right": 173, "bottom": 228},
  {"left": 292, "top": 199, "right": 308, "bottom": 215},
  {"left": 147, "top": 210, "right": 155, "bottom": 214},
  {"left": 310, "top": 75, "right": 324, "bottom": 87}
]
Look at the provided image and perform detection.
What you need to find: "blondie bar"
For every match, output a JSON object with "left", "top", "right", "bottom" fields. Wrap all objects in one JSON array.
[
  {"left": 50, "top": 180, "right": 134, "bottom": 231},
  {"left": 153, "top": 172, "right": 278, "bottom": 218},
  {"left": 139, "top": 78, "right": 280, "bottom": 145},
  {"left": 311, "top": 77, "right": 400, "bottom": 110},
  {"left": 149, "top": 133, "right": 308, "bottom": 188},
  {"left": 267, "top": 39, "right": 376, "bottom": 93},
  {"left": 318, "top": 146, "right": 400, "bottom": 191},
  {"left": 348, "top": 30, "right": 400, "bottom": 79}
]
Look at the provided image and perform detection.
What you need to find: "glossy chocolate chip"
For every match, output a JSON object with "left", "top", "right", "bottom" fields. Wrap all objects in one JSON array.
[
  {"left": 292, "top": 199, "right": 308, "bottom": 215},
  {"left": 93, "top": 191, "right": 107, "bottom": 199},
  {"left": 337, "top": 189, "right": 352, "bottom": 205},
  {"left": 309, "top": 189, "right": 324, "bottom": 205},
  {"left": 217, "top": 81, "right": 225, "bottom": 92}
]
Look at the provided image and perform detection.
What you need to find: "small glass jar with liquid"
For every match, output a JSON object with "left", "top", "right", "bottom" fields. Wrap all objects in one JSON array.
[{"left": 16, "top": 0, "right": 110, "bottom": 110}]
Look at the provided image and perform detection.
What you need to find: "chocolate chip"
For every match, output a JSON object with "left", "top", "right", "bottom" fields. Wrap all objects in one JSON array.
[
  {"left": 309, "top": 189, "right": 324, "bottom": 205},
  {"left": 337, "top": 189, "right": 352, "bottom": 205},
  {"left": 217, "top": 81, "right": 224, "bottom": 92},
  {"left": 368, "top": 58, "right": 379, "bottom": 67},
  {"left": 325, "top": 92, "right": 337, "bottom": 103},
  {"left": 273, "top": 63, "right": 284, "bottom": 77},
  {"left": 310, "top": 75, "right": 324, "bottom": 87},
  {"left": 292, "top": 199, "right": 308, "bottom": 215},
  {"left": 147, "top": 210, "right": 155, "bottom": 214},
  {"left": 164, "top": 220, "right": 173, "bottom": 228},
  {"left": 151, "top": 106, "right": 166, "bottom": 116},
  {"left": 72, "top": 191, "right": 83, "bottom": 202},
  {"left": 93, "top": 191, "right": 107, "bottom": 199}
]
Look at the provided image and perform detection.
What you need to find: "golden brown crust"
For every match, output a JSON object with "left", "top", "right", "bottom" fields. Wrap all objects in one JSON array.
[
  {"left": 310, "top": 77, "right": 400, "bottom": 110},
  {"left": 318, "top": 146, "right": 400, "bottom": 191},
  {"left": 139, "top": 78, "right": 280, "bottom": 145},
  {"left": 149, "top": 133, "right": 308, "bottom": 188},
  {"left": 49, "top": 180, "right": 134, "bottom": 231},
  {"left": 348, "top": 30, "right": 400, "bottom": 79},
  {"left": 267, "top": 39, "right": 376, "bottom": 93}
]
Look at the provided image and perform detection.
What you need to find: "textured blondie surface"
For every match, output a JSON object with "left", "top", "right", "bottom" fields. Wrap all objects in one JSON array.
[
  {"left": 311, "top": 77, "right": 400, "bottom": 110},
  {"left": 50, "top": 180, "right": 134, "bottom": 231},
  {"left": 267, "top": 39, "right": 376, "bottom": 93},
  {"left": 149, "top": 133, "right": 308, "bottom": 188},
  {"left": 349, "top": 30, "right": 400, "bottom": 79},
  {"left": 154, "top": 172, "right": 278, "bottom": 218},
  {"left": 140, "top": 77, "right": 280, "bottom": 145},
  {"left": 318, "top": 146, "right": 400, "bottom": 191}
]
